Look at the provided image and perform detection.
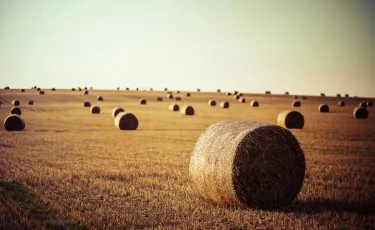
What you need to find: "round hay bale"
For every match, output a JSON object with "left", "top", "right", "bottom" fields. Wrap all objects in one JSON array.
[
  {"left": 175, "top": 96, "right": 182, "bottom": 101},
  {"left": 157, "top": 97, "right": 163, "bottom": 102},
  {"left": 301, "top": 96, "right": 307, "bottom": 100},
  {"left": 84, "top": 101, "right": 91, "bottom": 107},
  {"left": 4, "top": 86, "right": 10, "bottom": 90},
  {"left": 220, "top": 101, "right": 229, "bottom": 109},
  {"left": 238, "top": 93, "right": 243, "bottom": 97},
  {"left": 277, "top": 110, "right": 304, "bottom": 129},
  {"left": 353, "top": 107, "right": 368, "bottom": 119},
  {"left": 234, "top": 95, "right": 240, "bottom": 100},
  {"left": 169, "top": 104, "right": 179, "bottom": 111},
  {"left": 367, "top": 101, "right": 373, "bottom": 107},
  {"left": 318, "top": 104, "right": 329, "bottom": 113},
  {"left": 292, "top": 100, "right": 301, "bottom": 107},
  {"left": 4, "top": 114, "right": 25, "bottom": 131},
  {"left": 91, "top": 106, "right": 100, "bottom": 114},
  {"left": 320, "top": 93, "right": 325, "bottom": 96},
  {"left": 12, "top": 100, "right": 20, "bottom": 106},
  {"left": 336, "top": 94, "right": 341, "bottom": 98},
  {"left": 359, "top": 101, "right": 367, "bottom": 108},
  {"left": 39, "top": 91, "right": 45, "bottom": 95},
  {"left": 114, "top": 112, "right": 138, "bottom": 130},
  {"left": 197, "top": 88, "right": 201, "bottom": 92},
  {"left": 11, "top": 107, "right": 21, "bottom": 116},
  {"left": 284, "top": 91, "right": 289, "bottom": 95},
  {"left": 72, "top": 88, "right": 76, "bottom": 91},
  {"left": 84, "top": 90, "right": 89, "bottom": 95},
  {"left": 186, "top": 93, "right": 191, "bottom": 97},
  {"left": 233, "top": 91, "right": 238, "bottom": 95},
  {"left": 112, "top": 107, "right": 125, "bottom": 117},
  {"left": 28, "top": 99, "right": 34, "bottom": 105},
  {"left": 52, "top": 88, "right": 56, "bottom": 91},
  {"left": 226, "top": 92, "right": 232, "bottom": 96},
  {"left": 97, "top": 96, "right": 103, "bottom": 101},
  {"left": 181, "top": 105, "right": 194, "bottom": 115},
  {"left": 265, "top": 91, "right": 271, "bottom": 95},
  {"left": 164, "top": 88, "right": 168, "bottom": 91},
  {"left": 20, "top": 89, "right": 25, "bottom": 92},
  {"left": 217, "top": 89, "right": 221, "bottom": 93},
  {"left": 149, "top": 88, "right": 153, "bottom": 91},
  {"left": 90, "top": 87, "right": 93, "bottom": 90},
  {"left": 345, "top": 94, "right": 349, "bottom": 97},
  {"left": 84, "top": 87, "right": 88, "bottom": 90},
  {"left": 78, "top": 88, "right": 82, "bottom": 91},
  {"left": 136, "top": 88, "right": 139, "bottom": 91},
  {"left": 126, "top": 87, "right": 129, "bottom": 90},
  {"left": 208, "top": 100, "right": 216, "bottom": 106},
  {"left": 239, "top": 98, "right": 246, "bottom": 103},
  {"left": 250, "top": 100, "right": 259, "bottom": 107},
  {"left": 37, "top": 88, "right": 41, "bottom": 91},
  {"left": 117, "top": 87, "right": 120, "bottom": 90},
  {"left": 337, "top": 101, "right": 345, "bottom": 106},
  {"left": 140, "top": 98, "right": 147, "bottom": 105},
  {"left": 293, "top": 95, "right": 298, "bottom": 99},
  {"left": 189, "top": 120, "right": 305, "bottom": 209},
  {"left": 176, "top": 90, "right": 180, "bottom": 94},
  {"left": 167, "top": 94, "right": 173, "bottom": 99}
]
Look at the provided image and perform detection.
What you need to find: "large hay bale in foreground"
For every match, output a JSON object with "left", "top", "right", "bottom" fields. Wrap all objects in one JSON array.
[
  {"left": 181, "top": 106, "right": 194, "bottom": 115},
  {"left": 97, "top": 96, "right": 103, "bottom": 101},
  {"left": 353, "top": 107, "right": 368, "bottom": 119},
  {"left": 250, "top": 100, "right": 259, "bottom": 107},
  {"left": 220, "top": 101, "right": 229, "bottom": 109},
  {"left": 337, "top": 101, "right": 345, "bottom": 107},
  {"left": 140, "top": 98, "right": 147, "bottom": 105},
  {"left": 28, "top": 100, "right": 34, "bottom": 105},
  {"left": 91, "top": 106, "right": 100, "bottom": 114},
  {"left": 112, "top": 107, "right": 125, "bottom": 117},
  {"left": 189, "top": 121, "right": 305, "bottom": 209},
  {"left": 12, "top": 100, "right": 20, "bottom": 106},
  {"left": 114, "top": 112, "right": 138, "bottom": 130},
  {"left": 367, "top": 101, "right": 373, "bottom": 107},
  {"left": 169, "top": 104, "right": 179, "bottom": 111},
  {"left": 208, "top": 100, "right": 216, "bottom": 106},
  {"left": 84, "top": 101, "right": 91, "bottom": 107},
  {"left": 4, "top": 114, "right": 25, "bottom": 131},
  {"left": 277, "top": 110, "right": 304, "bottom": 129},
  {"left": 292, "top": 100, "right": 301, "bottom": 107},
  {"left": 319, "top": 104, "right": 329, "bottom": 113},
  {"left": 10, "top": 107, "right": 21, "bottom": 116},
  {"left": 359, "top": 101, "right": 367, "bottom": 108}
]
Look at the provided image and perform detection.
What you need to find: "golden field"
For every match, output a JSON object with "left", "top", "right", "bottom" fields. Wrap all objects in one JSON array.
[{"left": 0, "top": 88, "right": 374, "bottom": 229}]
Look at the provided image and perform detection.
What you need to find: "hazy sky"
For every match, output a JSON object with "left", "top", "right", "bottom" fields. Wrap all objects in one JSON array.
[{"left": 1, "top": 0, "right": 374, "bottom": 97}]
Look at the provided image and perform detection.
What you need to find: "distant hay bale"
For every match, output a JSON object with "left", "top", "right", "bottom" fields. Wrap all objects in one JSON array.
[
  {"left": 367, "top": 101, "right": 373, "bottom": 107},
  {"left": 167, "top": 94, "right": 173, "bottom": 99},
  {"left": 164, "top": 88, "right": 168, "bottom": 91},
  {"left": 157, "top": 97, "right": 163, "bottom": 102},
  {"left": 301, "top": 96, "right": 307, "bottom": 100},
  {"left": 208, "top": 100, "right": 216, "bottom": 106},
  {"left": 112, "top": 107, "right": 125, "bottom": 117},
  {"left": 84, "top": 100, "right": 91, "bottom": 107},
  {"left": 359, "top": 101, "right": 367, "bottom": 108},
  {"left": 284, "top": 91, "right": 289, "bottom": 95},
  {"left": 277, "top": 110, "right": 304, "bottom": 129},
  {"left": 250, "top": 100, "right": 259, "bottom": 107},
  {"left": 176, "top": 90, "right": 180, "bottom": 94},
  {"left": 336, "top": 94, "right": 341, "bottom": 98},
  {"left": 175, "top": 96, "right": 182, "bottom": 101},
  {"left": 234, "top": 95, "right": 240, "bottom": 100},
  {"left": 217, "top": 89, "right": 221, "bottom": 93},
  {"left": 239, "top": 98, "right": 246, "bottom": 103},
  {"left": 28, "top": 99, "right": 34, "bottom": 105},
  {"left": 4, "top": 114, "right": 25, "bottom": 131},
  {"left": 91, "top": 106, "right": 100, "bottom": 114},
  {"left": 126, "top": 87, "right": 129, "bottom": 90},
  {"left": 294, "top": 95, "right": 298, "bottom": 99},
  {"left": 149, "top": 88, "right": 153, "bottom": 91},
  {"left": 220, "top": 101, "right": 229, "bottom": 109},
  {"left": 117, "top": 87, "right": 120, "bottom": 90},
  {"left": 140, "top": 98, "right": 147, "bottom": 105},
  {"left": 233, "top": 91, "right": 238, "bottom": 95},
  {"left": 97, "top": 96, "right": 103, "bottom": 101},
  {"left": 292, "top": 100, "right": 301, "bottom": 107},
  {"left": 84, "top": 87, "right": 88, "bottom": 90},
  {"left": 226, "top": 92, "right": 232, "bottom": 96},
  {"left": 114, "top": 112, "right": 139, "bottom": 130},
  {"left": 84, "top": 90, "right": 89, "bottom": 95},
  {"left": 353, "top": 107, "right": 368, "bottom": 119},
  {"left": 11, "top": 107, "right": 21, "bottom": 116},
  {"left": 37, "top": 88, "right": 41, "bottom": 91},
  {"left": 345, "top": 94, "right": 349, "bottom": 97},
  {"left": 78, "top": 88, "right": 82, "bottom": 91},
  {"left": 265, "top": 91, "right": 271, "bottom": 95},
  {"left": 4, "top": 86, "right": 10, "bottom": 90},
  {"left": 169, "top": 104, "right": 179, "bottom": 111},
  {"left": 189, "top": 120, "right": 306, "bottom": 209},
  {"left": 320, "top": 93, "right": 325, "bottom": 96},
  {"left": 39, "top": 91, "right": 45, "bottom": 95},
  {"left": 186, "top": 93, "right": 191, "bottom": 97},
  {"left": 337, "top": 101, "right": 345, "bottom": 106},
  {"left": 90, "top": 87, "right": 93, "bottom": 90},
  {"left": 238, "top": 93, "right": 243, "bottom": 97},
  {"left": 72, "top": 88, "right": 76, "bottom": 91},
  {"left": 20, "top": 89, "right": 25, "bottom": 92},
  {"left": 181, "top": 105, "right": 194, "bottom": 115},
  {"left": 318, "top": 104, "right": 329, "bottom": 113},
  {"left": 136, "top": 88, "right": 139, "bottom": 91},
  {"left": 52, "top": 88, "right": 56, "bottom": 91},
  {"left": 197, "top": 88, "right": 201, "bottom": 92},
  {"left": 12, "top": 100, "right": 20, "bottom": 106}
]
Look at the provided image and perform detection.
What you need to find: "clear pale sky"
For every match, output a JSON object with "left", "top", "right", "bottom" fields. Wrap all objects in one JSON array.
[{"left": 0, "top": 0, "right": 374, "bottom": 97}]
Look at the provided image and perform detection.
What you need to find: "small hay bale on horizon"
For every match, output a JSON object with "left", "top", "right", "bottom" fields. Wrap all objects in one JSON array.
[
  {"left": 208, "top": 100, "right": 216, "bottom": 106},
  {"left": 169, "top": 104, "right": 179, "bottom": 111},
  {"left": 72, "top": 88, "right": 76, "bottom": 91},
  {"left": 140, "top": 98, "right": 147, "bottom": 105},
  {"left": 189, "top": 120, "right": 305, "bottom": 209},
  {"left": 84, "top": 101, "right": 91, "bottom": 107},
  {"left": 39, "top": 91, "right": 45, "bottom": 95},
  {"left": 167, "top": 94, "right": 173, "bottom": 99},
  {"left": 301, "top": 96, "right": 307, "bottom": 100},
  {"left": 292, "top": 100, "right": 301, "bottom": 107},
  {"left": 12, "top": 100, "right": 20, "bottom": 106},
  {"left": 265, "top": 90, "right": 271, "bottom": 95},
  {"left": 181, "top": 105, "right": 194, "bottom": 115},
  {"left": 164, "top": 88, "right": 168, "bottom": 91},
  {"left": 157, "top": 97, "right": 163, "bottom": 102},
  {"left": 186, "top": 93, "right": 191, "bottom": 97},
  {"left": 197, "top": 88, "right": 201, "bottom": 92},
  {"left": 321, "top": 93, "right": 325, "bottom": 96},
  {"left": 250, "top": 100, "right": 259, "bottom": 107},
  {"left": 220, "top": 101, "right": 229, "bottom": 109},
  {"left": 28, "top": 99, "right": 34, "bottom": 105},
  {"left": 52, "top": 88, "right": 56, "bottom": 91},
  {"left": 284, "top": 91, "right": 289, "bottom": 95},
  {"left": 91, "top": 106, "right": 100, "bottom": 114},
  {"left": 353, "top": 107, "right": 368, "bottom": 119},
  {"left": 217, "top": 89, "right": 221, "bottom": 93},
  {"left": 112, "top": 107, "right": 125, "bottom": 117},
  {"left": 319, "top": 104, "right": 329, "bottom": 113},
  {"left": 20, "top": 89, "right": 25, "bottom": 92},
  {"left": 338, "top": 101, "right": 345, "bottom": 107},
  {"left": 336, "top": 94, "right": 341, "bottom": 98},
  {"left": 226, "top": 92, "right": 232, "bottom": 96},
  {"left": 175, "top": 96, "right": 182, "bottom": 101},
  {"left": 4, "top": 114, "right": 25, "bottom": 131},
  {"left": 294, "top": 95, "right": 298, "bottom": 99},
  {"left": 345, "top": 94, "right": 349, "bottom": 97},
  {"left": 11, "top": 107, "right": 21, "bottom": 116},
  {"left": 277, "top": 110, "right": 304, "bottom": 129},
  {"left": 97, "top": 96, "right": 103, "bottom": 101},
  {"left": 114, "top": 112, "right": 138, "bottom": 130},
  {"left": 84, "top": 90, "right": 89, "bottom": 95}
]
